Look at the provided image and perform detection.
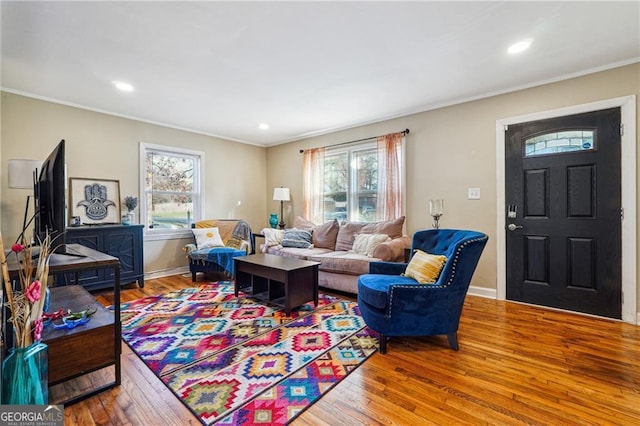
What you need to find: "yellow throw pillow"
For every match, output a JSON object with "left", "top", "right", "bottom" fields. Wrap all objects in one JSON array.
[
  {"left": 403, "top": 249, "right": 448, "bottom": 284},
  {"left": 192, "top": 227, "right": 225, "bottom": 249}
]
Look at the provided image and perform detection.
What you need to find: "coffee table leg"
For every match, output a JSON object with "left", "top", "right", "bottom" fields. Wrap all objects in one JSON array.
[
  {"left": 285, "top": 277, "right": 291, "bottom": 315},
  {"left": 234, "top": 261, "right": 239, "bottom": 297},
  {"left": 314, "top": 265, "right": 319, "bottom": 307}
]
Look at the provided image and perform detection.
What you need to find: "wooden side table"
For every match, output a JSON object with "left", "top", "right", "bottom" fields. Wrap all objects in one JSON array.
[
  {"left": 404, "top": 248, "right": 413, "bottom": 263},
  {"left": 43, "top": 285, "right": 121, "bottom": 405},
  {"left": 2, "top": 244, "right": 121, "bottom": 405}
]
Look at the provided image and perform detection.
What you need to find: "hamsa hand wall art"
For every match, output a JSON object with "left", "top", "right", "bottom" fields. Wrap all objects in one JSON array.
[
  {"left": 77, "top": 183, "right": 116, "bottom": 220},
  {"left": 69, "top": 178, "right": 121, "bottom": 224}
]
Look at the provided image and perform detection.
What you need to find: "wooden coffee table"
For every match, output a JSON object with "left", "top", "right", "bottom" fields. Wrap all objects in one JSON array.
[{"left": 234, "top": 253, "right": 320, "bottom": 314}]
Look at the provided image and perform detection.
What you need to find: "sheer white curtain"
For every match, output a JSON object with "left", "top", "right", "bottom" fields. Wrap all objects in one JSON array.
[
  {"left": 302, "top": 147, "right": 325, "bottom": 224},
  {"left": 376, "top": 132, "right": 405, "bottom": 221},
  {"left": 303, "top": 133, "right": 404, "bottom": 224}
]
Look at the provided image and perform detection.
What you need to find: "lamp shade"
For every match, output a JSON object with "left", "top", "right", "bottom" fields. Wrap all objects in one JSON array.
[
  {"left": 273, "top": 187, "right": 290, "bottom": 201},
  {"left": 8, "top": 159, "right": 42, "bottom": 189}
]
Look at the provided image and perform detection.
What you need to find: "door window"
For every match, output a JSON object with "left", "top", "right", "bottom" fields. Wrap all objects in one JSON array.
[{"left": 524, "top": 129, "right": 595, "bottom": 157}]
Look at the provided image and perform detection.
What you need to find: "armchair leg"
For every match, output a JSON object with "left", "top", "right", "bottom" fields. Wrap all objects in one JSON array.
[
  {"left": 379, "top": 334, "right": 387, "bottom": 354},
  {"left": 191, "top": 271, "right": 197, "bottom": 282},
  {"left": 447, "top": 332, "right": 459, "bottom": 351}
]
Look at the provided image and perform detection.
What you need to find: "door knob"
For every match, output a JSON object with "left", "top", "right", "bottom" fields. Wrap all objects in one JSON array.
[{"left": 507, "top": 223, "right": 523, "bottom": 231}]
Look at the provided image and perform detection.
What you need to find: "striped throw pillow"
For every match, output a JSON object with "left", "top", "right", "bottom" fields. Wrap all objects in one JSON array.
[
  {"left": 403, "top": 249, "right": 448, "bottom": 284},
  {"left": 281, "top": 228, "right": 314, "bottom": 249}
]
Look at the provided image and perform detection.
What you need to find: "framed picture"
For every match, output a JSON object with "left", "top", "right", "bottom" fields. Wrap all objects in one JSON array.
[{"left": 69, "top": 178, "right": 121, "bottom": 225}]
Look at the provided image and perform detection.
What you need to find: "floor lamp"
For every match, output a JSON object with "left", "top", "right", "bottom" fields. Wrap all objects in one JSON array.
[
  {"left": 273, "top": 187, "right": 290, "bottom": 229},
  {"left": 8, "top": 159, "right": 42, "bottom": 243}
]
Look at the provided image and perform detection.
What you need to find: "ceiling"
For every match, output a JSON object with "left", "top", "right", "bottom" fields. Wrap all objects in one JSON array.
[{"left": 1, "top": 2, "right": 639, "bottom": 147}]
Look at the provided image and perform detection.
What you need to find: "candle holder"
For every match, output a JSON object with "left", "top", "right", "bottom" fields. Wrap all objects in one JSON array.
[{"left": 429, "top": 199, "right": 444, "bottom": 229}]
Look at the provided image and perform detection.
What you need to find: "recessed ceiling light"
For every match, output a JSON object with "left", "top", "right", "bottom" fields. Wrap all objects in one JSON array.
[
  {"left": 259, "top": 123, "right": 269, "bottom": 130},
  {"left": 112, "top": 80, "right": 134, "bottom": 92},
  {"left": 508, "top": 38, "right": 533, "bottom": 55}
]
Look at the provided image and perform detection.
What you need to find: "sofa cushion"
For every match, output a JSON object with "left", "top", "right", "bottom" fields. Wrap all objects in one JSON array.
[
  {"left": 351, "top": 233, "right": 391, "bottom": 257},
  {"left": 372, "top": 235, "right": 411, "bottom": 262},
  {"left": 403, "top": 249, "right": 448, "bottom": 284},
  {"left": 360, "top": 216, "right": 405, "bottom": 239},
  {"left": 312, "top": 219, "right": 339, "bottom": 249},
  {"left": 308, "top": 251, "right": 373, "bottom": 275},
  {"left": 334, "top": 221, "right": 367, "bottom": 251},
  {"left": 293, "top": 216, "right": 316, "bottom": 231},
  {"left": 335, "top": 216, "right": 405, "bottom": 251},
  {"left": 192, "top": 227, "right": 225, "bottom": 249},
  {"left": 267, "top": 245, "right": 332, "bottom": 260}
]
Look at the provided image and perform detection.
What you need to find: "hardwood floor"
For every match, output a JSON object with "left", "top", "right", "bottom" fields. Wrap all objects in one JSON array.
[{"left": 60, "top": 274, "right": 640, "bottom": 425}]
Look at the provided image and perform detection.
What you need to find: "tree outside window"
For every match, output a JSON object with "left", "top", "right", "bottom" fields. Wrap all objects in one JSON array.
[
  {"left": 304, "top": 132, "right": 405, "bottom": 224},
  {"left": 323, "top": 143, "right": 378, "bottom": 222},
  {"left": 140, "top": 143, "right": 203, "bottom": 234}
]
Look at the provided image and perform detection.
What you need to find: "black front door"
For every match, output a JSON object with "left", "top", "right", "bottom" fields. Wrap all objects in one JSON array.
[{"left": 505, "top": 108, "right": 622, "bottom": 319}]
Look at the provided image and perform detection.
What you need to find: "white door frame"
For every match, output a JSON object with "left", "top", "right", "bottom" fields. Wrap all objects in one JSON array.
[{"left": 496, "top": 95, "right": 637, "bottom": 324}]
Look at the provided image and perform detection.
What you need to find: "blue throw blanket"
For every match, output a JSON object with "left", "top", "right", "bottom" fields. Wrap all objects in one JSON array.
[{"left": 190, "top": 247, "right": 246, "bottom": 276}]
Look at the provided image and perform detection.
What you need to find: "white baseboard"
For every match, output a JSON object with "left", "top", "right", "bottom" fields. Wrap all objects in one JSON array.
[
  {"left": 468, "top": 285, "right": 497, "bottom": 299},
  {"left": 144, "top": 266, "right": 189, "bottom": 281},
  {"left": 467, "top": 286, "right": 639, "bottom": 325}
]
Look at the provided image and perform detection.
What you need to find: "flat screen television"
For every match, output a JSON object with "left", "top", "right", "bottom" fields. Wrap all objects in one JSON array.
[{"left": 34, "top": 139, "right": 67, "bottom": 253}]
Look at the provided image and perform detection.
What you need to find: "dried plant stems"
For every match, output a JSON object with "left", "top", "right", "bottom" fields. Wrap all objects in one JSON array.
[
  {"left": 0, "top": 234, "right": 19, "bottom": 340},
  {"left": 29, "top": 235, "right": 51, "bottom": 330},
  {"left": 0, "top": 232, "right": 52, "bottom": 347}
]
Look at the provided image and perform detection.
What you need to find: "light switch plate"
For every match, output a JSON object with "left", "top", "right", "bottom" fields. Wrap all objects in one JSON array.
[{"left": 468, "top": 187, "right": 481, "bottom": 200}]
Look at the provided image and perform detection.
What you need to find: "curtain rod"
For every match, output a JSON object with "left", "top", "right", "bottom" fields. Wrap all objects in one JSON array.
[{"left": 299, "top": 128, "right": 409, "bottom": 153}]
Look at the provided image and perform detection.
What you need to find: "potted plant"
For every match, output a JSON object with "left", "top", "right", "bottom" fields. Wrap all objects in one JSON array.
[{"left": 123, "top": 196, "right": 138, "bottom": 225}]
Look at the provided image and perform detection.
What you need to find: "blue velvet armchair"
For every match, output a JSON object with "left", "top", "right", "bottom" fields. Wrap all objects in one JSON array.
[{"left": 357, "top": 229, "right": 488, "bottom": 353}]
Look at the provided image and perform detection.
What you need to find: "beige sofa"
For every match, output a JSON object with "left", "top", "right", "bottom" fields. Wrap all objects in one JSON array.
[{"left": 261, "top": 216, "right": 410, "bottom": 294}]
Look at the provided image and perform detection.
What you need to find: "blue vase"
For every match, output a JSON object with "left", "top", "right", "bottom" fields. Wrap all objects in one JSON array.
[
  {"left": 1, "top": 342, "right": 48, "bottom": 405},
  {"left": 269, "top": 213, "right": 278, "bottom": 229},
  {"left": 43, "top": 287, "right": 51, "bottom": 313}
]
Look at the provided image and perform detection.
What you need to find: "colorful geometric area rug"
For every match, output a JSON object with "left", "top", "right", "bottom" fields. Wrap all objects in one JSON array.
[{"left": 120, "top": 281, "right": 378, "bottom": 425}]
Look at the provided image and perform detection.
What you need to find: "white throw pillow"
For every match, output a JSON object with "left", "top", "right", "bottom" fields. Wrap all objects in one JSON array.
[
  {"left": 261, "top": 228, "right": 285, "bottom": 247},
  {"left": 192, "top": 227, "right": 225, "bottom": 249},
  {"left": 351, "top": 233, "right": 391, "bottom": 257}
]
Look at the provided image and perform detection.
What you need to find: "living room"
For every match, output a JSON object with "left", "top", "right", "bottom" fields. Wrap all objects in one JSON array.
[
  {"left": 1, "top": 1, "right": 639, "bottom": 424},
  {"left": 3, "top": 65, "right": 639, "bottom": 307}
]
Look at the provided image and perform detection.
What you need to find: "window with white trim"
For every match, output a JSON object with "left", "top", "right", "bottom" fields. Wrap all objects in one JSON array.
[
  {"left": 140, "top": 143, "right": 203, "bottom": 237},
  {"left": 324, "top": 141, "right": 379, "bottom": 222}
]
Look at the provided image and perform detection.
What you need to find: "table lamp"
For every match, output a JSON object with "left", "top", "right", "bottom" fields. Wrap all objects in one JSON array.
[
  {"left": 273, "top": 187, "right": 290, "bottom": 229},
  {"left": 9, "top": 159, "right": 43, "bottom": 241}
]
